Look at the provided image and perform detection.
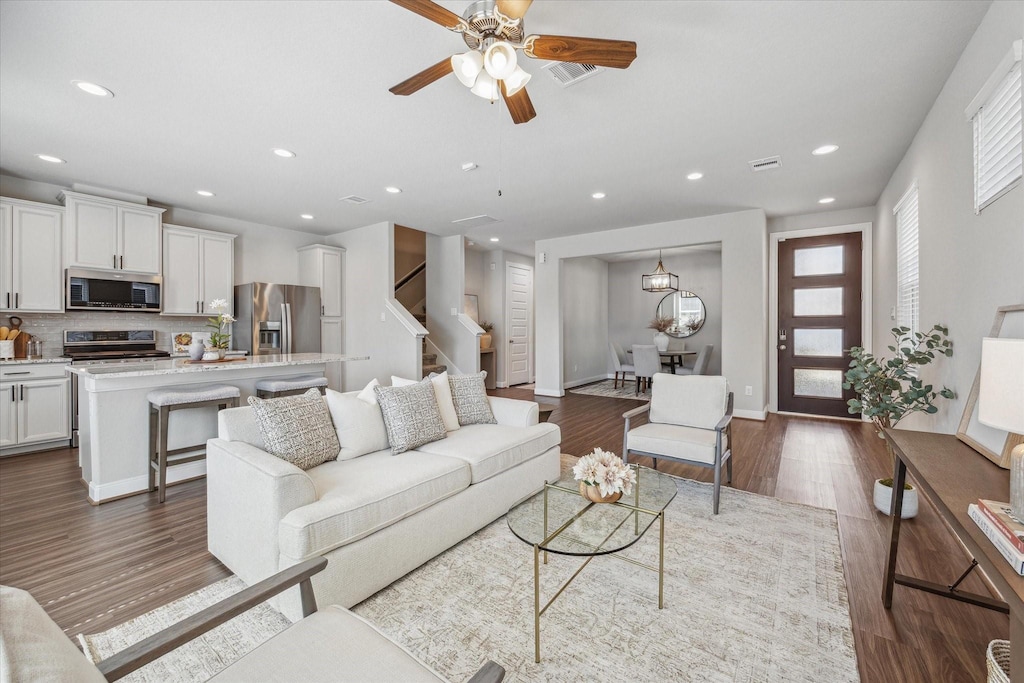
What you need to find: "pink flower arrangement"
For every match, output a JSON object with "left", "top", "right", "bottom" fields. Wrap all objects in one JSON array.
[{"left": 572, "top": 448, "right": 636, "bottom": 498}]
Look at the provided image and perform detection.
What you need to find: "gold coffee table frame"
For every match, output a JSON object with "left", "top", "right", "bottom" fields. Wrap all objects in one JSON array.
[{"left": 507, "top": 464, "right": 677, "bottom": 662}]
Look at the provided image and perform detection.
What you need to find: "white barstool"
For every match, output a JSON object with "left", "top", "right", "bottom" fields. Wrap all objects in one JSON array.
[
  {"left": 255, "top": 374, "right": 328, "bottom": 399},
  {"left": 147, "top": 383, "right": 240, "bottom": 503}
]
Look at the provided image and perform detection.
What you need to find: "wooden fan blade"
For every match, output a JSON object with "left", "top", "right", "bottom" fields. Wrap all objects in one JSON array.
[
  {"left": 500, "top": 81, "right": 537, "bottom": 125},
  {"left": 496, "top": 0, "right": 532, "bottom": 20},
  {"left": 389, "top": 0, "right": 464, "bottom": 30},
  {"left": 525, "top": 35, "right": 637, "bottom": 69},
  {"left": 389, "top": 57, "right": 454, "bottom": 96}
]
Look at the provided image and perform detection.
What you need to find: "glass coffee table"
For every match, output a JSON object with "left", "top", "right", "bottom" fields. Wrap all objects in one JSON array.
[{"left": 507, "top": 464, "right": 678, "bottom": 662}]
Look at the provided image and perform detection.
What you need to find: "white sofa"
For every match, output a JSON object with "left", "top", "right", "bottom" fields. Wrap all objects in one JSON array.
[{"left": 207, "top": 391, "right": 561, "bottom": 621}]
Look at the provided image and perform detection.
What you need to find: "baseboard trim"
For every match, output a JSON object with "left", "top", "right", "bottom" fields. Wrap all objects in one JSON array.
[
  {"left": 534, "top": 387, "right": 565, "bottom": 397},
  {"left": 734, "top": 406, "right": 768, "bottom": 421},
  {"left": 562, "top": 374, "right": 609, "bottom": 390},
  {"left": 775, "top": 410, "right": 860, "bottom": 423},
  {"left": 88, "top": 461, "right": 208, "bottom": 504}
]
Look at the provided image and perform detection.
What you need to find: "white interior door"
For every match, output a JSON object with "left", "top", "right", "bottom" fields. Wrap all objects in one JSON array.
[{"left": 505, "top": 263, "right": 533, "bottom": 386}]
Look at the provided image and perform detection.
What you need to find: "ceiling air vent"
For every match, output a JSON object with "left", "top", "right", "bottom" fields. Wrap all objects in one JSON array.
[
  {"left": 543, "top": 62, "right": 603, "bottom": 87},
  {"left": 748, "top": 156, "right": 782, "bottom": 172},
  {"left": 339, "top": 195, "right": 370, "bottom": 205},
  {"left": 451, "top": 214, "right": 501, "bottom": 229}
]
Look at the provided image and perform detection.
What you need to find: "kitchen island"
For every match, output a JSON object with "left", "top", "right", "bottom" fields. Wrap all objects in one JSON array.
[{"left": 70, "top": 353, "right": 367, "bottom": 503}]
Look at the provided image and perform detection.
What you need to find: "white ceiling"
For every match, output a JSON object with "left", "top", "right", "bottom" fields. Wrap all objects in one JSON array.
[{"left": 0, "top": 0, "right": 990, "bottom": 255}]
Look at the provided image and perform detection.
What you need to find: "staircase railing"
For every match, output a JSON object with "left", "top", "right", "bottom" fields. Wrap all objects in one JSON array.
[{"left": 395, "top": 260, "right": 426, "bottom": 294}]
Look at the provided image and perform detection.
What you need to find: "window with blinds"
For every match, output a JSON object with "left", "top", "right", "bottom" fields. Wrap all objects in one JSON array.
[
  {"left": 969, "top": 41, "right": 1022, "bottom": 213},
  {"left": 893, "top": 184, "right": 919, "bottom": 340}
]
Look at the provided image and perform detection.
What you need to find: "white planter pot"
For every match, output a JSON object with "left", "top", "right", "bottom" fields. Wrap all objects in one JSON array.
[
  {"left": 873, "top": 479, "right": 918, "bottom": 518},
  {"left": 653, "top": 331, "right": 670, "bottom": 352}
]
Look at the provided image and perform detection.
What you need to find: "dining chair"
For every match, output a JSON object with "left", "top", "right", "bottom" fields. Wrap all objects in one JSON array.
[
  {"left": 609, "top": 341, "right": 635, "bottom": 389},
  {"left": 666, "top": 338, "right": 686, "bottom": 353},
  {"left": 631, "top": 344, "right": 662, "bottom": 395},
  {"left": 676, "top": 344, "right": 714, "bottom": 376}
]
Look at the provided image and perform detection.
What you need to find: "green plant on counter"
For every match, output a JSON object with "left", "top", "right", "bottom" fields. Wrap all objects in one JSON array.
[{"left": 206, "top": 299, "right": 235, "bottom": 350}]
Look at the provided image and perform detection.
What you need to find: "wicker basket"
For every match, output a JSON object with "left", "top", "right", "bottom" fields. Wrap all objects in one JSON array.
[{"left": 987, "top": 639, "right": 1010, "bottom": 683}]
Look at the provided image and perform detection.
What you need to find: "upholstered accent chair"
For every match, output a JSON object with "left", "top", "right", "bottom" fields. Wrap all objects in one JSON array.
[
  {"left": 609, "top": 341, "right": 635, "bottom": 389},
  {"left": 622, "top": 374, "right": 734, "bottom": 513},
  {"left": 0, "top": 558, "right": 504, "bottom": 683},
  {"left": 631, "top": 344, "right": 662, "bottom": 395},
  {"left": 675, "top": 344, "right": 714, "bottom": 376}
]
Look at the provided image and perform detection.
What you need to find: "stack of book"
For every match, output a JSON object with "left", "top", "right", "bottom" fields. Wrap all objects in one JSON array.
[{"left": 968, "top": 499, "right": 1024, "bottom": 575}]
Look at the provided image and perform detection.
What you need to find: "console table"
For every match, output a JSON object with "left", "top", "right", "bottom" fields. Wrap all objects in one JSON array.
[{"left": 883, "top": 428, "right": 1021, "bottom": 674}]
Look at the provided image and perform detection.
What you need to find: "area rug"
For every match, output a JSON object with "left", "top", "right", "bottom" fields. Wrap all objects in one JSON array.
[
  {"left": 569, "top": 379, "right": 649, "bottom": 401},
  {"left": 80, "top": 480, "right": 859, "bottom": 682}
]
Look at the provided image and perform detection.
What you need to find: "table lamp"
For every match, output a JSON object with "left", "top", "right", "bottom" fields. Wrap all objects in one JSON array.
[{"left": 978, "top": 337, "right": 1024, "bottom": 517}]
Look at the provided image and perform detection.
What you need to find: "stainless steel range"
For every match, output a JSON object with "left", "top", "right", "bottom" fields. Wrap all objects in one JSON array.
[{"left": 64, "top": 330, "right": 171, "bottom": 446}]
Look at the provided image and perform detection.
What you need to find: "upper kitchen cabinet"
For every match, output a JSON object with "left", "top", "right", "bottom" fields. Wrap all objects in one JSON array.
[
  {"left": 162, "top": 224, "right": 235, "bottom": 316},
  {"left": 297, "top": 244, "right": 343, "bottom": 317},
  {"left": 60, "top": 191, "right": 164, "bottom": 274},
  {"left": 0, "top": 198, "right": 64, "bottom": 313}
]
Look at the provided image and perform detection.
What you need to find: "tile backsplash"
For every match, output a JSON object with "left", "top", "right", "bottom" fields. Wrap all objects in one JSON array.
[{"left": 7, "top": 311, "right": 220, "bottom": 357}]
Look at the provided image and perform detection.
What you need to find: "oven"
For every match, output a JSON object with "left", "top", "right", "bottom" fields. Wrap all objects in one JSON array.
[{"left": 64, "top": 330, "right": 170, "bottom": 447}]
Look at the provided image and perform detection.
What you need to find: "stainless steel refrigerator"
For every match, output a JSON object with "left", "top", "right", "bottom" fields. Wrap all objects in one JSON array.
[{"left": 234, "top": 283, "right": 322, "bottom": 355}]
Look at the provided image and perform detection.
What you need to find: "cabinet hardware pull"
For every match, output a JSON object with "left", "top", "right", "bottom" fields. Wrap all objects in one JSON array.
[
  {"left": 20, "top": 385, "right": 24, "bottom": 401},
  {"left": 114, "top": 254, "right": 117, "bottom": 269},
  {"left": 5, "top": 372, "right": 30, "bottom": 376},
  {"left": 5, "top": 293, "right": 8, "bottom": 308},
  {"left": 196, "top": 301, "right": 199, "bottom": 313},
  {"left": 201, "top": 301, "right": 204, "bottom": 313},
  {"left": 9, "top": 386, "right": 13, "bottom": 401},
  {"left": 120, "top": 255, "right": 124, "bottom": 269},
  {"left": 14, "top": 293, "right": 18, "bottom": 308}
]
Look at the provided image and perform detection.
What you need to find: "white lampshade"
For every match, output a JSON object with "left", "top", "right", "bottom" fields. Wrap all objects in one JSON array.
[
  {"left": 470, "top": 72, "right": 500, "bottom": 101},
  {"left": 503, "top": 65, "right": 532, "bottom": 96},
  {"left": 483, "top": 41, "right": 518, "bottom": 80},
  {"left": 451, "top": 50, "right": 483, "bottom": 88},
  {"left": 979, "top": 337, "right": 1024, "bottom": 433}
]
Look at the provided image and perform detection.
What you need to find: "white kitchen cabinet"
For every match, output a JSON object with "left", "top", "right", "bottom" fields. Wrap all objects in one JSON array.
[
  {"left": 321, "top": 317, "right": 343, "bottom": 390},
  {"left": 60, "top": 191, "right": 165, "bottom": 274},
  {"left": 298, "top": 244, "right": 343, "bottom": 317},
  {"left": 0, "top": 198, "right": 64, "bottom": 313},
  {"left": 0, "top": 363, "right": 71, "bottom": 454},
  {"left": 162, "top": 224, "right": 236, "bottom": 316}
]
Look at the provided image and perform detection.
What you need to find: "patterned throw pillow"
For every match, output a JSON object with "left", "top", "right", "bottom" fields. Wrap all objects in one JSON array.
[
  {"left": 247, "top": 388, "right": 340, "bottom": 470},
  {"left": 374, "top": 380, "right": 448, "bottom": 455},
  {"left": 448, "top": 372, "right": 497, "bottom": 426}
]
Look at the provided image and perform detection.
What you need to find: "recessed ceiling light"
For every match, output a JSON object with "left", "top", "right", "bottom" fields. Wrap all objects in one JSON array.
[
  {"left": 72, "top": 80, "right": 114, "bottom": 97},
  {"left": 272, "top": 148, "right": 296, "bottom": 158},
  {"left": 490, "top": 237, "right": 500, "bottom": 242},
  {"left": 300, "top": 214, "right": 314, "bottom": 219},
  {"left": 591, "top": 192, "right": 606, "bottom": 199},
  {"left": 36, "top": 154, "right": 65, "bottom": 164},
  {"left": 812, "top": 144, "right": 839, "bottom": 156},
  {"left": 461, "top": 162, "right": 478, "bottom": 172},
  {"left": 818, "top": 197, "right": 836, "bottom": 204},
  {"left": 385, "top": 186, "right": 402, "bottom": 194},
  {"left": 467, "top": 240, "right": 475, "bottom": 246},
  {"left": 196, "top": 190, "right": 215, "bottom": 197},
  {"left": 686, "top": 172, "right": 704, "bottom": 180}
]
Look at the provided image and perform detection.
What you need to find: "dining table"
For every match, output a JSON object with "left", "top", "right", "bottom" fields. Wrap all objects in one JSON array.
[{"left": 626, "top": 348, "right": 697, "bottom": 374}]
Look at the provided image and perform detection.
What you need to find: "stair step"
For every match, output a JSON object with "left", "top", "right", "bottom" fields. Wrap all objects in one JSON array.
[
  {"left": 422, "top": 363, "right": 446, "bottom": 377},
  {"left": 422, "top": 353, "right": 437, "bottom": 365}
]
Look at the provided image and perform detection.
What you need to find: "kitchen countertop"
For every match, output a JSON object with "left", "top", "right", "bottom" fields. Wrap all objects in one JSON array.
[
  {"left": 0, "top": 357, "right": 71, "bottom": 365},
  {"left": 67, "top": 353, "right": 366, "bottom": 379}
]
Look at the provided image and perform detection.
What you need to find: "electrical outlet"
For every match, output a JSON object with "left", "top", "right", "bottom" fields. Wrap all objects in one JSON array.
[
  {"left": 379, "top": 312, "right": 386, "bottom": 322},
  {"left": 573, "top": 364, "right": 578, "bottom": 373},
  {"left": 490, "top": 263, "right": 495, "bottom": 271},
  {"left": 744, "top": 386, "right": 753, "bottom": 396},
  {"left": 451, "top": 307, "right": 458, "bottom": 316},
  {"left": 890, "top": 306, "right": 896, "bottom": 320}
]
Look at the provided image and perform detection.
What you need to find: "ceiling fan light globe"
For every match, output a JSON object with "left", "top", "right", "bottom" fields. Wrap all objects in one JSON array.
[
  {"left": 470, "top": 72, "right": 501, "bottom": 101},
  {"left": 451, "top": 51, "right": 483, "bottom": 88},
  {"left": 483, "top": 41, "right": 518, "bottom": 80},
  {"left": 503, "top": 65, "right": 531, "bottom": 96}
]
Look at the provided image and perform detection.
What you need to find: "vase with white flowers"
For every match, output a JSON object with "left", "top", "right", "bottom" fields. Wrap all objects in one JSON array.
[
  {"left": 205, "top": 299, "right": 235, "bottom": 360},
  {"left": 572, "top": 448, "right": 637, "bottom": 503}
]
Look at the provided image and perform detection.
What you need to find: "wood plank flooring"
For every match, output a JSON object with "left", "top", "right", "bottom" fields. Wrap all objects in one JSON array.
[{"left": 0, "top": 387, "right": 1007, "bottom": 681}]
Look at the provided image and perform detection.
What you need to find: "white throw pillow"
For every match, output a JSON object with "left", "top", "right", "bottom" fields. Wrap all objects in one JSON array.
[
  {"left": 356, "top": 378, "right": 380, "bottom": 404},
  {"left": 325, "top": 389, "right": 390, "bottom": 460},
  {"left": 391, "top": 373, "right": 460, "bottom": 432}
]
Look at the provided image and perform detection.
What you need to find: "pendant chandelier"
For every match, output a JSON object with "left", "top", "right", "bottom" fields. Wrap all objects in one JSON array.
[{"left": 642, "top": 250, "right": 679, "bottom": 293}]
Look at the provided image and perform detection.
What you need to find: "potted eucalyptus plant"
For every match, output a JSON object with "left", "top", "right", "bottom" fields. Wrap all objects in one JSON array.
[{"left": 843, "top": 324, "right": 954, "bottom": 518}]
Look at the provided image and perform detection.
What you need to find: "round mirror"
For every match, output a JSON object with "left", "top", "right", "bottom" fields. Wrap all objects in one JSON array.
[{"left": 656, "top": 290, "right": 706, "bottom": 338}]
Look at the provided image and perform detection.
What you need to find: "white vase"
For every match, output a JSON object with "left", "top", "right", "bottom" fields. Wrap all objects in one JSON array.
[
  {"left": 873, "top": 479, "right": 918, "bottom": 519},
  {"left": 653, "top": 331, "right": 669, "bottom": 352},
  {"left": 188, "top": 339, "right": 206, "bottom": 361}
]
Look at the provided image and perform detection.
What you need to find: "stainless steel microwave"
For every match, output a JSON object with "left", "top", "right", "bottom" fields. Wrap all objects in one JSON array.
[{"left": 66, "top": 268, "right": 162, "bottom": 312}]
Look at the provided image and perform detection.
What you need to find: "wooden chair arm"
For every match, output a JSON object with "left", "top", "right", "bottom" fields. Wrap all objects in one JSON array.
[
  {"left": 98, "top": 557, "right": 328, "bottom": 681},
  {"left": 467, "top": 660, "right": 506, "bottom": 683},
  {"left": 714, "top": 392, "right": 735, "bottom": 432},
  {"left": 622, "top": 403, "right": 651, "bottom": 420}
]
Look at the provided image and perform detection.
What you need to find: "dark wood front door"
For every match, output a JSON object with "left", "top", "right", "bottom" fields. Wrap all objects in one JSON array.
[{"left": 778, "top": 232, "right": 862, "bottom": 417}]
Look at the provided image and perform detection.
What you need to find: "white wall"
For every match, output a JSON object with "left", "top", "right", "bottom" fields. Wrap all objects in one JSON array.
[
  {"left": 873, "top": 0, "right": 1024, "bottom": 435},
  {"left": 607, "top": 249, "right": 723, "bottom": 376},
  {"left": 426, "top": 234, "right": 481, "bottom": 375},
  {"left": 561, "top": 257, "right": 609, "bottom": 387},
  {"left": 535, "top": 209, "right": 768, "bottom": 418},
  {"left": 767, "top": 206, "right": 876, "bottom": 234},
  {"left": 465, "top": 248, "right": 487, "bottom": 320}
]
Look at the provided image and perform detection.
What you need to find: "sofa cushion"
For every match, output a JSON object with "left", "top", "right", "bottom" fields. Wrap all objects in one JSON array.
[
  {"left": 626, "top": 422, "right": 726, "bottom": 465},
  {"left": 392, "top": 372, "right": 460, "bottom": 432},
  {"left": 325, "top": 389, "right": 389, "bottom": 461},
  {"left": 414, "top": 422, "right": 560, "bottom": 484},
  {"left": 356, "top": 378, "right": 379, "bottom": 404},
  {"left": 448, "top": 372, "right": 496, "bottom": 426},
  {"left": 209, "top": 604, "right": 446, "bottom": 682},
  {"left": 279, "top": 451, "right": 471, "bottom": 559},
  {"left": 374, "top": 381, "right": 447, "bottom": 455},
  {"left": 248, "top": 389, "right": 340, "bottom": 470}
]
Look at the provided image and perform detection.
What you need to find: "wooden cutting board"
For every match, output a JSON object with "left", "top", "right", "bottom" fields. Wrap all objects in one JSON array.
[{"left": 8, "top": 316, "right": 29, "bottom": 359}]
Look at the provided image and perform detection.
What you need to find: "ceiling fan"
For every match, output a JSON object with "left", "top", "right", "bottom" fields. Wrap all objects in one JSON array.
[{"left": 389, "top": 0, "right": 637, "bottom": 124}]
